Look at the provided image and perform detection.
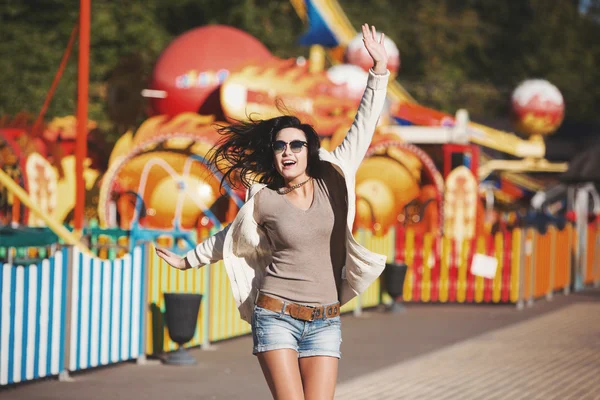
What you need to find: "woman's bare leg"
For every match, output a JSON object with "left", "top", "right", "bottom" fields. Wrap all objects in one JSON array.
[
  {"left": 299, "top": 356, "right": 339, "bottom": 400},
  {"left": 257, "top": 349, "right": 304, "bottom": 400}
]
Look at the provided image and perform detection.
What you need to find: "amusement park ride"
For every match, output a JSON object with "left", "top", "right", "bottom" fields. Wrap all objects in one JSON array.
[{"left": 0, "top": 0, "right": 597, "bottom": 258}]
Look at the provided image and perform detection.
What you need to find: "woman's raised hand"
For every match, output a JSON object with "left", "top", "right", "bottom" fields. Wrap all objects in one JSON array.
[
  {"left": 155, "top": 247, "right": 190, "bottom": 270},
  {"left": 361, "top": 23, "right": 388, "bottom": 75}
]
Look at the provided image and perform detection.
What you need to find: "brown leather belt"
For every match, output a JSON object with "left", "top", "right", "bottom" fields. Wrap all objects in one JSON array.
[{"left": 256, "top": 293, "right": 340, "bottom": 322}]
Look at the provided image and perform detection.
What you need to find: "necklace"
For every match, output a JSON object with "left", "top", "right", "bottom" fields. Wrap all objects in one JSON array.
[{"left": 277, "top": 177, "right": 313, "bottom": 195}]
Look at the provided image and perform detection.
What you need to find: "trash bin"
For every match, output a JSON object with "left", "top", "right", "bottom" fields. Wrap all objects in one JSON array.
[
  {"left": 163, "top": 293, "right": 203, "bottom": 365},
  {"left": 384, "top": 263, "right": 408, "bottom": 313}
]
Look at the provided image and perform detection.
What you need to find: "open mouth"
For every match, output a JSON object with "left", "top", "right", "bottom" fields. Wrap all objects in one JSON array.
[{"left": 282, "top": 160, "right": 296, "bottom": 168}]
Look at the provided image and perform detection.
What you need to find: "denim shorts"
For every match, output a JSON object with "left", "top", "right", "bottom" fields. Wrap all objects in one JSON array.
[{"left": 251, "top": 304, "right": 342, "bottom": 358}]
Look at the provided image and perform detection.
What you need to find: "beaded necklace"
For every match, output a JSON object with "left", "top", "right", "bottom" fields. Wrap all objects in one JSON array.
[{"left": 276, "top": 177, "right": 313, "bottom": 195}]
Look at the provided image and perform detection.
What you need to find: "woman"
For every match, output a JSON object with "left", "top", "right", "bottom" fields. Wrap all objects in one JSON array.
[{"left": 156, "top": 23, "right": 390, "bottom": 400}]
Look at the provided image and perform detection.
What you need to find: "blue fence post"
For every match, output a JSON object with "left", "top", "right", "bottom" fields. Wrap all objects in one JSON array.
[
  {"left": 59, "top": 246, "right": 73, "bottom": 381},
  {"left": 136, "top": 243, "right": 149, "bottom": 365}
]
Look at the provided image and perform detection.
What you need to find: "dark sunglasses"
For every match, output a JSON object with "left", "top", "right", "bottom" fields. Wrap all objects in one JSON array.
[{"left": 271, "top": 140, "right": 307, "bottom": 154}]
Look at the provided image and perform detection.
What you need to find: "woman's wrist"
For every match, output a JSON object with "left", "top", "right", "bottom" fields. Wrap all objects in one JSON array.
[{"left": 372, "top": 61, "right": 388, "bottom": 75}]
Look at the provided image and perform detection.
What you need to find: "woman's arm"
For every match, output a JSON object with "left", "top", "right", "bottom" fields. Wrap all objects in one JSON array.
[
  {"left": 185, "top": 224, "right": 230, "bottom": 268},
  {"left": 331, "top": 24, "right": 390, "bottom": 174},
  {"left": 155, "top": 225, "right": 230, "bottom": 270},
  {"left": 156, "top": 183, "right": 266, "bottom": 270}
]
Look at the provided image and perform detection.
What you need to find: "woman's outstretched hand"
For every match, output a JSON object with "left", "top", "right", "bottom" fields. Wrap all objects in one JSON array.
[
  {"left": 361, "top": 23, "right": 388, "bottom": 75},
  {"left": 155, "top": 247, "right": 190, "bottom": 270}
]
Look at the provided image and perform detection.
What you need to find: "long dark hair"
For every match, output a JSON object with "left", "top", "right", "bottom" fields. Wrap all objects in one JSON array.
[{"left": 208, "top": 115, "right": 322, "bottom": 190}]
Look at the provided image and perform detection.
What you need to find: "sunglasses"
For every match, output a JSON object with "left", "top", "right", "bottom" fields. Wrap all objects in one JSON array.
[{"left": 271, "top": 140, "right": 307, "bottom": 154}]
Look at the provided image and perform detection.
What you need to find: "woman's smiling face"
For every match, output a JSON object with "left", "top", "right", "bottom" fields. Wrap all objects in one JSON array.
[{"left": 273, "top": 127, "right": 309, "bottom": 184}]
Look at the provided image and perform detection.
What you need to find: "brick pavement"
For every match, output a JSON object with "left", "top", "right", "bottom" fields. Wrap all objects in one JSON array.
[
  {"left": 335, "top": 302, "right": 600, "bottom": 400},
  {"left": 3, "top": 289, "right": 599, "bottom": 400}
]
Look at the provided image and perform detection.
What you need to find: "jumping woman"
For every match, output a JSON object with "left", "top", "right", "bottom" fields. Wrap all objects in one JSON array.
[{"left": 156, "top": 23, "right": 390, "bottom": 400}]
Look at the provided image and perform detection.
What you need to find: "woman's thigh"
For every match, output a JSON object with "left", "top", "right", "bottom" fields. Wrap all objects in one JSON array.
[
  {"left": 253, "top": 306, "right": 305, "bottom": 399},
  {"left": 257, "top": 349, "right": 304, "bottom": 400},
  {"left": 297, "top": 316, "right": 342, "bottom": 399},
  {"left": 299, "top": 356, "right": 339, "bottom": 400}
]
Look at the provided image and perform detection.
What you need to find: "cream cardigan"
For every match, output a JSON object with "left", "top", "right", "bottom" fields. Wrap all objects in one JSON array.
[{"left": 186, "top": 69, "right": 390, "bottom": 323}]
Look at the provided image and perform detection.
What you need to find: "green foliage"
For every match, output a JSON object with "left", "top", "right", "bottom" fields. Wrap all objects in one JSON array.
[
  {"left": 0, "top": 0, "right": 170, "bottom": 140},
  {"left": 342, "top": 0, "right": 600, "bottom": 121},
  {"left": 0, "top": 0, "right": 77, "bottom": 120},
  {"left": 0, "top": 0, "right": 598, "bottom": 142},
  {"left": 155, "top": 0, "right": 306, "bottom": 59}
]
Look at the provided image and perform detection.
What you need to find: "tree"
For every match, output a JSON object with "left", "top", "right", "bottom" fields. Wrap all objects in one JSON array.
[
  {"left": 1, "top": 0, "right": 599, "bottom": 136},
  {"left": 0, "top": 0, "right": 170, "bottom": 142}
]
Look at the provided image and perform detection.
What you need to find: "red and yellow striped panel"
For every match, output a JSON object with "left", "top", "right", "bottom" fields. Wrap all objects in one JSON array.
[
  {"left": 448, "top": 238, "right": 458, "bottom": 303},
  {"left": 510, "top": 228, "right": 522, "bottom": 303},
  {"left": 501, "top": 230, "right": 512, "bottom": 302},
  {"left": 412, "top": 233, "right": 424, "bottom": 302},
  {"left": 466, "top": 238, "right": 476, "bottom": 302},
  {"left": 392, "top": 227, "right": 560, "bottom": 305},
  {"left": 420, "top": 233, "right": 434, "bottom": 302},
  {"left": 403, "top": 230, "right": 416, "bottom": 302},
  {"left": 437, "top": 235, "right": 451, "bottom": 303},
  {"left": 474, "top": 236, "right": 486, "bottom": 303},
  {"left": 492, "top": 232, "right": 504, "bottom": 303},
  {"left": 430, "top": 236, "right": 441, "bottom": 302},
  {"left": 483, "top": 235, "right": 494, "bottom": 303},
  {"left": 456, "top": 239, "right": 470, "bottom": 303}
]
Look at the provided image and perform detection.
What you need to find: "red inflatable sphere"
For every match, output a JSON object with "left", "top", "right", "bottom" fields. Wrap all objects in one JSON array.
[
  {"left": 511, "top": 79, "right": 564, "bottom": 137},
  {"left": 150, "top": 25, "right": 272, "bottom": 117}
]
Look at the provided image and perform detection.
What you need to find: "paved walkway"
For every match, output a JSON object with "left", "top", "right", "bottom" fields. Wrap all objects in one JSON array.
[
  {"left": 3, "top": 289, "right": 599, "bottom": 399},
  {"left": 336, "top": 302, "right": 600, "bottom": 400}
]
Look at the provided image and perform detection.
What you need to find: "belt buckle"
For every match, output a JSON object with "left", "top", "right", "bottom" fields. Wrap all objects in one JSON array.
[
  {"left": 311, "top": 306, "right": 322, "bottom": 321},
  {"left": 325, "top": 304, "right": 338, "bottom": 318}
]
